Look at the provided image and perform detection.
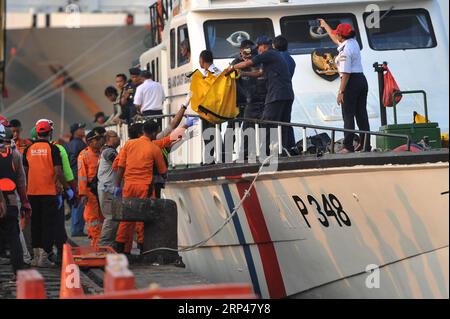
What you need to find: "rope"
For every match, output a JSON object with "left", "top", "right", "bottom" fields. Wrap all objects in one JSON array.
[{"left": 141, "top": 155, "right": 274, "bottom": 255}]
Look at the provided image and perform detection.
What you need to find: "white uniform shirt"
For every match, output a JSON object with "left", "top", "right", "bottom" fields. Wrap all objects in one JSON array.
[
  {"left": 134, "top": 79, "right": 165, "bottom": 112},
  {"left": 200, "top": 63, "right": 222, "bottom": 77},
  {"left": 335, "top": 38, "right": 364, "bottom": 76}
]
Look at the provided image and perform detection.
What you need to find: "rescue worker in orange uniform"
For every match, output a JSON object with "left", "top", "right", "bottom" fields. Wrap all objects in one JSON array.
[
  {"left": 78, "top": 127, "right": 106, "bottom": 246},
  {"left": 23, "top": 121, "right": 68, "bottom": 268},
  {"left": 114, "top": 120, "right": 168, "bottom": 255},
  {"left": 112, "top": 123, "right": 144, "bottom": 253}
]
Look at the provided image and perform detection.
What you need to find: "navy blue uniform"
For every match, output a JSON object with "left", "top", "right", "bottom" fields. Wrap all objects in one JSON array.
[
  {"left": 252, "top": 49, "right": 295, "bottom": 153},
  {"left": 122, "top": 81, "right": 139, "bottom": 123}
]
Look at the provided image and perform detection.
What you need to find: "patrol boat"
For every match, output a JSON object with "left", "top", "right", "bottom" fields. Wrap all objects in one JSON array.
[{"left": 131, "top": 0, "right": 450, "bottom": 299}]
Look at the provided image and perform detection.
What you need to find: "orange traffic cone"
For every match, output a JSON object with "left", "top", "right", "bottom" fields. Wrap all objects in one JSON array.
[{"left": 59, "top": 243, "right": 85, "bottom": 298}]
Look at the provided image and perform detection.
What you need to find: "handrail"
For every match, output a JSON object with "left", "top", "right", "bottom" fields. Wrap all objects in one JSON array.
[
  {"left": 392, "top": 90, "right": 428, "bottom": 125},
  {"left": 131, "top": 113, "right": 411, "bottom": 152},
  {"left": 106, "top": 113, "right": 411, "bottom": 165},
  {"left": 165, "top": 93, "right": 189, "bottom": 100}
]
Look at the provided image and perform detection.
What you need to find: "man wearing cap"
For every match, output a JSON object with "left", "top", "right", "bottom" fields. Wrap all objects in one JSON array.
[
  {"left": 31, "top": 119, "right": 76, "bottom": 264},
  {"left": 77, "top": 127, "right": 106, "bottom": 246},
  {"left": 66, "top": 123, "right": 87, "bottom": 236},
  {"left": 320, "top": 19, "right": 371, "bottom": 153},
  {"left": 134, "top": 70, "right": 165, "bottom": 128},
  {"left": 231, "top": 40, "right": 267, "bottom": 159},
  {"left": 0, "top": 123, "right": 31, "bottom": 275},
  {"left": 23, "top": 121, "right": 69, "bottom": 267},
  {"left": 120, "top": 67, "right": 141, "bottom": 123},
  {"left": 230, "top": 35, "right": 295, "bottom": 154},
  {"left": 97, "top": 131, "right": 121, "bottom": 247}
]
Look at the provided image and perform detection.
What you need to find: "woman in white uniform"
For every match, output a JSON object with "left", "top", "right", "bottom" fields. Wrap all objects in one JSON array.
[{"left": 320, "top": 20, "right": 371, "bottom": 153}]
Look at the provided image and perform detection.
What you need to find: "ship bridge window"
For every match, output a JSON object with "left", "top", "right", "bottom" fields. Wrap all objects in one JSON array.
[
  {"left": 280, "top": 14, "right": 362, "bottom": 55},
  {"left": 170, "top": 28, "right": 176, "bottom": 69},
  {"left": 204, "top": 19, "right": 274, "bottom": 59},
  {"left": 363, "top": 9, "right": 436, "bottom": 51}
]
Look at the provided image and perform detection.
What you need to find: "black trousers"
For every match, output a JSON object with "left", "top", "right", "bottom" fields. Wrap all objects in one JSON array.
[
  {"left": 201, "top": 118, "right": 219, "bottom": 163},
  {"left": 29, "top": 195, "right": 58, "bottom": 253},
  {"left": 0, "top": 206, "right": 24, "bottom": 273},
  {"left": 142, "top": 109, "right": 163, "bottom": 128},
  {"left": 261, "top": 99, "right": 295, "bottom": 154},
  {"left": 342, "top": 73, "right": 371, "bottom": 151},
  {"left": 54, "top": 202, "right": 68, "bottom": 255}
]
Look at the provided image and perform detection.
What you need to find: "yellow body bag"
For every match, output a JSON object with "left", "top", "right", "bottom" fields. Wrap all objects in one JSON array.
[{"left": 190, "top": 69, "right": 239, "bottom": 124}]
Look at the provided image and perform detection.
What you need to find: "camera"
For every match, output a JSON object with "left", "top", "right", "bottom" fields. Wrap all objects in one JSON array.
[{"left": 308, "top": 19, "right": 321, "bottom": 28}]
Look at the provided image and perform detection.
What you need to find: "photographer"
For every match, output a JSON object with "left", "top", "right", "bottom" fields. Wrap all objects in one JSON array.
[
  {"left": 231, "top": 40, "right": 267, "bottom": 159},
  {"left": 319, "top": 19, "right": 371, "bottom": 153}
]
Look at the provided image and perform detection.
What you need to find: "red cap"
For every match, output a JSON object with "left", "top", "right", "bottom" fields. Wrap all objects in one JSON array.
[
  {"left": 0, "top": 116, "right": 9, "bottom": 127},
  {"left": 332, "top": 23, "right": 353, "bottom": 37},
  {"left": 36, "top": 121, "right": 53, "bottom": 134}
]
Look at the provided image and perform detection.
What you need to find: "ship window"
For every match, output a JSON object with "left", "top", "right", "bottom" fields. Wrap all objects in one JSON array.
[
  {"left": 204, "top": 18, "right": 274, "bottom": 59},
  {"left": 156, "top": 57, "right": 159, "bottom": 82},
  {"left": 363, "top": 9, "right": 436, "bottom": 50},
  {"left": 170, "top": 28, "right": 176, "bottom": 69},
  {"left": 151, "top": 60, "right": 156, "bottom": 80},
  {"left": 178, "top": 24, "right": 191, "bottom": 67},
  {"left": 280, "top": 14, "right": 361, "bottom": 55}
]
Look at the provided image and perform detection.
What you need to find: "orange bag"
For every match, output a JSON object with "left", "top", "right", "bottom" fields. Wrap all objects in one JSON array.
[{"left": 383, "top": 66, "right": 402, "bottom": 107}]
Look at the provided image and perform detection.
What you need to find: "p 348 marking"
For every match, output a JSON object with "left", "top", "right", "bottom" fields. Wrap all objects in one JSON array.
[{"left": 292, "top": 193, "right": 352, "bottom": 228}]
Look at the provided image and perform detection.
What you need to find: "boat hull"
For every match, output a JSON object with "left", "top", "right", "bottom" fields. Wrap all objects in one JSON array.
[{"left": 163, "top": 161, "right": 449, "bottom": 298}]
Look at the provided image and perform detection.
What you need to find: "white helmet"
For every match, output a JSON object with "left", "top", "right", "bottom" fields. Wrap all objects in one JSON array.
[
  {"left": 36, "top": 118, "right": 54, "bottom": 127},
  {"left": 0, "top": 123, "right": 5, "bottom": 139}
]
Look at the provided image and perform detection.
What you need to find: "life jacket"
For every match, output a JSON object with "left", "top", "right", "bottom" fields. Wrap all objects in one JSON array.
[
  {"left": 25, "top": 140, "right": 58, "bottom": 196},
  {"left": 0, "top": 147, "right": 17, "bottom": 199}
]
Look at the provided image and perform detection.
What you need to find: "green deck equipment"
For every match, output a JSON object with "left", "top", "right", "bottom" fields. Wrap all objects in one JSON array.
[{"left": 376, "top": 90, "right": 441, "bottom": 151}]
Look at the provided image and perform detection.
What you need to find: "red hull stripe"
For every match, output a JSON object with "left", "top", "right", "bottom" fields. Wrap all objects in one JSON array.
[{"left": 236, "top": 182, "right": 286, "bottom": 298}]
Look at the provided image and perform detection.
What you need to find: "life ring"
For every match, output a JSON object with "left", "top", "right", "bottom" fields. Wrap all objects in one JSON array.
[
  {"left": 226, "top": 31, "right": 250, "bottom": 47},
  {"left": 309, "top": 26, "right": 328, "bottom": 39}
]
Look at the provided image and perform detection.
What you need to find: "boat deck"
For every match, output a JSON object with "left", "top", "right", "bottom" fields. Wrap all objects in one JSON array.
[{"left": 167, "top": 149, "right": 450, "bottom": 181}]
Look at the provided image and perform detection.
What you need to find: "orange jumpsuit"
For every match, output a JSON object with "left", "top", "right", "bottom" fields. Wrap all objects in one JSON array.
[
  {"left": 114, "top": 136, "right": 169, "bottom": 253},
  {"left": 78, "top": 147, "right": 104, "bottom": 246}
]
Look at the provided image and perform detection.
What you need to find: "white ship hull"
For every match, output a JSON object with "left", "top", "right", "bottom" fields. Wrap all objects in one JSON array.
[{"left": 163, "top": 159, "right": 449, "bottom": 298}]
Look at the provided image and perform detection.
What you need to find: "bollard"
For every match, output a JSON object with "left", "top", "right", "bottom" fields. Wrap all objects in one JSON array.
[
  {"left": 104, "top": 254, "right": 135, "bottom": 293},
  {"left": 16, "top": 270, "right": 46, "bottom": 299},
  {"left": 111, "top": 198, "right": 180, "bottom": 264}
]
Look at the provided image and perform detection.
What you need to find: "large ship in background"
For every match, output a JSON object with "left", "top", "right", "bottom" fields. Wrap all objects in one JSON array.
[{"left": 0, "top": 0, "right": 151, "bottom": 134}]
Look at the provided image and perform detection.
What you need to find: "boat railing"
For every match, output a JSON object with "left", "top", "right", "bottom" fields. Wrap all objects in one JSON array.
[{"left": 107, "top": 113, "right": 411, "bottom": 167}]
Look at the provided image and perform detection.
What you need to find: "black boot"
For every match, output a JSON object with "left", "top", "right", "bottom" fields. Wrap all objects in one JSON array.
[
  {"left": 137, "top": 243, "right": 144, "bottom": 255},
  {"left": 113, "top": 242, "right": 125, "bottom": 254}
]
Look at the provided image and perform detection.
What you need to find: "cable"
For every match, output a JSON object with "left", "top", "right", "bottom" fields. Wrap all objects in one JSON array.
[
  {"left": 6, "top": 27, "right": 124, "bottom": 109},
  {"left": 3, "top": 39, "right": 145, "bottom": 118},
  {"left": 141, "top": 155, "right": 274, "bottom": 255}
]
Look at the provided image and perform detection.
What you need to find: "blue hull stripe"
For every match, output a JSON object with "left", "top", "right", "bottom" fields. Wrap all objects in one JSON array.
[{"left": 222, "top": 183, "right": 262, "bottom": 297}]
